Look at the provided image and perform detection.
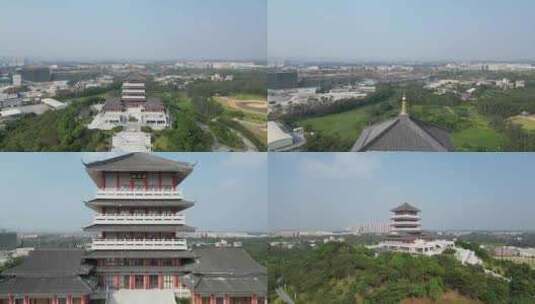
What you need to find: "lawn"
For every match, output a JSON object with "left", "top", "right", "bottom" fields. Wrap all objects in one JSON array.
[
  {"left": 498, "top": 256, "right": 535, "bottom": 268},
  {"left": 295, "top": 102, "right": 507, "bottom": 151},
  {"left": 508, "top": 115, "right": 535, "bottom": 132},
  {"left": 231, "top": 93, "right": 266, "bottom": 100},
  {"left": 296, "top": 105, "right": 376, "bottom": 142},
  {"left": 450, "top": 107, "right": 507, "bottom": 151}
]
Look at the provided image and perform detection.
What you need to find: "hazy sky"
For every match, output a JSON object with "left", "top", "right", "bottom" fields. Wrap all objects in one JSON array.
[
  {"left": 268, "top": 0, "right": 535, "bottom": 61},
  {"left": 269, "top": 153, "right": 535, "bottom": 232},
  {"left": 0, "top": 0, "right": 266, "bottom": 61},
  {"left": 0, "top": 153, "right": 267, "bottom": 233}
]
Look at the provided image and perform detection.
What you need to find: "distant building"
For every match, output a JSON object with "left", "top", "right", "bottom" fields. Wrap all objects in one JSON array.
[
  {"left": 267, "top": 71, "right": 298, "bottom": 89},
  {"left": 42, "top": 98, "right": 67, "bottom": 110},
  {"left": 88, "top": 74, "right": 169, "bottom": 131},
  {"left": 268, "top": 121, "right": 293, "bottom": 151},
  {"left": 0, "top": 153, "right": 267, "bottom": 304},
  {"left": 12, "top": 74, "right": 21, "bottom": 86},
  {"left": 375, "top": 203, "right": 454, "bottom": 255},
  {"left": 352, "top": 95, "right": 454, "bottom": 152},
  {"left": 20, "top": 66, "right": 51, "bottom": 83},
  {"left": 0, "top": 232, "right": 17, "bottom": 250},
  {"left": 515, "top": 80, "right": 526, "bottom": 89}
]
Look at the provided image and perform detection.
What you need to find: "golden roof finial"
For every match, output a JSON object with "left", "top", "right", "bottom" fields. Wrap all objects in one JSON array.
[{"left": 400, "top": 93, "right": 408, "bottom": 115}]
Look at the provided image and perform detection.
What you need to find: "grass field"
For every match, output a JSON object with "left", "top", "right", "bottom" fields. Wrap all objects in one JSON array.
[
  {"left": 411, "top": 104, "right": 507, "bottom": 151},
  {"left": 232, "top": 93, "right": 266, "bottom": 101},
  {"left": 449, "top": 107, "right": 506, "bottom": 152},
  {"left": 296, "top": 101, "right": 508, "bottom": 151},
  {"left": 296, "top": 104, "right": 378, "bottom": 142},
  {"left": 401, "top": 291, "right": 481, "bottom": 304},
  {"left": 215, "top": 95, "right": 267, "bottom": 146},
  {"left": 509, "top": 115, "right": 535, "bottom": 132},
  {"left": 497, "top": 256, "right": 535, "bottom": 268}
]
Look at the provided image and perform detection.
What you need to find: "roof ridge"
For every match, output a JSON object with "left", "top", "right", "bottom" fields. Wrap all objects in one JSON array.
[
  {"left": 403, "top": 117, "right": 449, "bottom": 151},
  {"left": 358, "top": 117, "right": 401, "bottom": 151}
]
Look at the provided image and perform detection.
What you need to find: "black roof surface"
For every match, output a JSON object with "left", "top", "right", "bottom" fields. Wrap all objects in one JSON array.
[
  {"left": 85, "top": 198, "right": 195, "bottom": 211},
  {"left": 84, "top": 153, "right": 194, "bottom": 173},
  {"left": 0, "top": 249, "right": 93, "bottom": 297},
  {"left": 0, "top": 277, "right": 92, "bottom": 297},
  {"left": 3, "top": 249, "right": 91, "bottom": 278},
  {"left": 182, "top": 248, "right": 267, "bottom": 297},
  {"left": 352, "top": 115, "right": 454, "bottom": 152},
  {"left": 187, "top": 275, "right": 267, "bottom": 297},
  {"left": 192, "top": 248, "right": 266, "bottom": 275},
  {"left": 82, "top": 224, "right": 195, "bottom": 233},
  {"left": 391, "top": 202, "right": 421, "bottom": 213}
]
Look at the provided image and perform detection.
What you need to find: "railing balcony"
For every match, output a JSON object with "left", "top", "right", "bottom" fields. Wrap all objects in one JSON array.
[
  {"left": 94, "top": 214, "right": 186, "bottom": 224},
  {"left": 174, "top": 288, "right": 192, "bottom": 298},
  {"left": 391, "top": 214, "right": 420, "bottom": 220},
  {"left": 392, "top": 226, "right": 421, "bottom": 232},
  {"left": 95, "top": 186, "right": 183, "bottom": 199},
  {"left": 91, "top": 238, "right": 188, "bottom": 250}
]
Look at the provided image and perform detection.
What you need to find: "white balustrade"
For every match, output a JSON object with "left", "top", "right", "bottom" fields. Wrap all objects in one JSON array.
[
  {"left": 91, "top": 238, "right": 187, "bottom": 250},
  {"left": 94, "top": 214, "right": 185, "bottom": 225},
  {"left": 392, "top": 226, "right": 421, "bottom": 232},
  {"left": 95, "top": 186, "right": 183, "bottom": 199},
  {"left": 391, "top": 214, "right": 421, "bottom": 220},
  {"left": 174, "top": 288, "right": 192, "bottom": 298}
]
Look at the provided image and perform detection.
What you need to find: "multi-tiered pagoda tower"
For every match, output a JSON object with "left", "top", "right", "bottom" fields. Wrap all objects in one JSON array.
[
  {"left": 121, "top": 79, "right": 147, "bottom": 106},
  {"left": 89, "top": 74, "right": 169, "bottom": 131},
  {"left": 388, "top": 202, "right": 423, "bottom": 242},
  {"left": 83, "top": 153, "right": 196, "bottom": 294},
  {"left": 377, "top": 202, "right": 453, "bottom": 255}
]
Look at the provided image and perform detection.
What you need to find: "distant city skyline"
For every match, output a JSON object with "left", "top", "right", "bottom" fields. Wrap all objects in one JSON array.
[
  {"left": 268, "top": 0, "right": 535, "bottom": 62},
  {"left": 0, "top": 0, "right": 266, "bottom": 61},
  {"left": 0, "top": 153, "right": 267, "bottom": 233},
  {"left": 269, "top": 153, "right": 535, "bottom": 232}
]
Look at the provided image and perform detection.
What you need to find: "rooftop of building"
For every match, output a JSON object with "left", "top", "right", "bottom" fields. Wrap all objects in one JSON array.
[
  {"left": 84, "top": 198, "right": 195, "bottom": 211},
  {"left": 0, "top": 249, "right": 94, "bottom": 297},
  {"left": 267, "top": 121, "right": 293, "bottom": 145},
  {"left": 2, "top": 249, "right": 92, "bottom": 278},
  {"left": 84, "top": 152, "right": 194, "bottom": 174},
  {"left": 182, "top": 247, "right": 267, "bottom": 297},
  {"left": 352, "top": 96, "right": 454, "bottom": 152},
  {"left": 391, "top": 202, "right": 421, "bottom": 213}
]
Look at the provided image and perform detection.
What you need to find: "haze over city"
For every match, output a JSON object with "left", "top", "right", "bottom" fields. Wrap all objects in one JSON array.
[
  {"left": 268, "top": 0, "right": 535, "bottom": 62},
  {"left": 269, "top": 153, "right": 535, "bottom": 232},
  {"left": 0, "top": 153, "right": 268, "bottom": 233},
  {"left": 0, "top": 0, "right": 267, "bottom": 61}
]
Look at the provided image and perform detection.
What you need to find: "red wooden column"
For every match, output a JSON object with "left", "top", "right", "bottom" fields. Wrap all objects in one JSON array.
[
  {"left": 23, "top": 296, "right": 29, "bottom": 304},
  {"left": 172, "top": 175, "right": 177, "bottom": 190},
  {"left": 174, "top": 275, "right": 180, "bottom": 288},
  {"left": 129, "top": 274, "right": 135, "bottom": 289},
  {"left": 143, "top": 275, "right": 149, "bottom": 289},
  {"left": 158, "top": 274, "right": 163, "bottom": 289},
  {"left": 80, "top": 295, "right": 87, "bottom": 304},
  {"left": 210, "top": 295, "right": 216, "bottom": 304},
  {"left": 251, "top": 294, "right": 258, "bottom": 304},
  {"left": 7, "top": 294, "right": 13, "bottom": 304},
  {"left": 53, "top": 296, "right": 58, "bottom": 304},
  {"left": 67, "top": 295, "right": 73, "bottom": 304},
  {"left": 224, "top": 295, "right": 230, "bottom": 304},
  {"left": 114, "top": 275, "right": 120, "bottom": 289}
]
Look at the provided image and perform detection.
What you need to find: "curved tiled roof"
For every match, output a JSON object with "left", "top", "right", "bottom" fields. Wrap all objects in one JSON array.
[
  {"left": 352, "top": 115, "right": 454, "bottom": 152},
  {"left": 391, "top": 202, "right": 420, "bottom": 213},
  {"left": 82, "top": 223, "right": 195, "bottom": 233}
]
